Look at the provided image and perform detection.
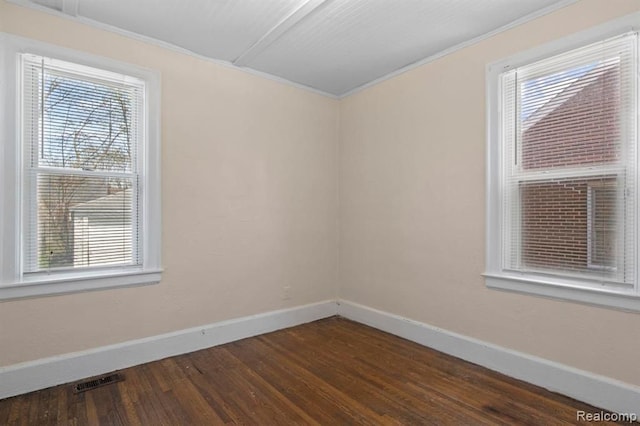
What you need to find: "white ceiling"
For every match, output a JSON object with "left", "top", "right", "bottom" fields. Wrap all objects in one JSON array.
[{"left": 21, "top": 0, "right": 574, "bottom": 97}]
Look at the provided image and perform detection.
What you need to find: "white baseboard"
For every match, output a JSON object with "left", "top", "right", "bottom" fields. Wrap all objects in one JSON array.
[
  {"left": 0, "top": 300, "right": 338, "bottom": 399},
  {"left": 4, "top": 297, "right": 639, "bottom": 417},
  {"left": 337, "top": 300, "right": 640, "bottom": 416}
]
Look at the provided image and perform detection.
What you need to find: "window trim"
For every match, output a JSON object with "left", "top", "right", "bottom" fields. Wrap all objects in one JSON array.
[
  {"left": 484, "top": 12, "right": 640, "bottom": 312},
  {"left": 0, "top": 33, "right": 162, "bottom": 300}
]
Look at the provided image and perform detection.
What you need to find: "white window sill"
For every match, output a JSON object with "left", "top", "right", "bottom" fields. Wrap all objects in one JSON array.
[
  {"left": 484, "top": 273, "right": 640, "bottom": 313},
  {"left": 0, "top": 268, "right": 163, "bottom": 301}
]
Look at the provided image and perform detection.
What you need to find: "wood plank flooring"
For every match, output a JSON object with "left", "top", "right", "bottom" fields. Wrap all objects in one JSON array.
[{"left": 0, "top": 317, "right": 629, "bottom": 425}]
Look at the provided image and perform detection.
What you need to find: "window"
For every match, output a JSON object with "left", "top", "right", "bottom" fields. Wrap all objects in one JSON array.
[
  {"left": 0, "top": 35, "right": 161, "bottom": 300},
  {"left": 485, "top": 15, "right": 640, "bottom": 312}
]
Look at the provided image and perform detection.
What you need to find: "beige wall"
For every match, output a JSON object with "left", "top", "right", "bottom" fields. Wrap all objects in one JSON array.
[
  {"left": 339, "top": 0, "right": 640, "bottom": 386},
  {"left": 0, "top": 1, "right": 339, "bottom": 366}
]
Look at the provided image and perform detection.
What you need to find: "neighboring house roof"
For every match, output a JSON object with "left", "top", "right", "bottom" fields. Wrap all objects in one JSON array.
[
  {"left": 71, "top": 188, "right": 132, "bottom": 221},
  {"left": 522, "top": 60, "right": 618, "bottom": 132}
]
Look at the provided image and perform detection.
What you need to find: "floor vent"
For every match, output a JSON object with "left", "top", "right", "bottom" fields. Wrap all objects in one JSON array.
[{"left": 73, "top": 373, "right": 124, "bottom": 394}]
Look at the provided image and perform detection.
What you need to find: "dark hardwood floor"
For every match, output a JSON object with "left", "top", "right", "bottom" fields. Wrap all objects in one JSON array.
[{"left": 0, "top": 317, "right": 628, "bottom": 425}]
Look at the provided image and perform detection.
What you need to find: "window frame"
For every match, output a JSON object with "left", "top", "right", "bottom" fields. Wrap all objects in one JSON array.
[
  {"left": 0, "top": 33, "right": 162, "bottom": 300},
  {"left": 484, "top": 12, "right": 640, "bottom": 312}
]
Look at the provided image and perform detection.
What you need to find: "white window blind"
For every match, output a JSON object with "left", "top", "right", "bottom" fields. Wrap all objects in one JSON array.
[
  {"left": 22, "top": 54, "right": 144, "bottom": 274},
  {"left": 500, "top": 33, "right": 637, "bottom": 287}
]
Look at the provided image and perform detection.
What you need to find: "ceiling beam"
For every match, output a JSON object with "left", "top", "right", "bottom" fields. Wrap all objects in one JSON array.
[
  {"left": 233, "top": 0, "right": 333, "bottom": 67},
  {"left": 61, "top": 0, "right": 78, "bottom": 16}
]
